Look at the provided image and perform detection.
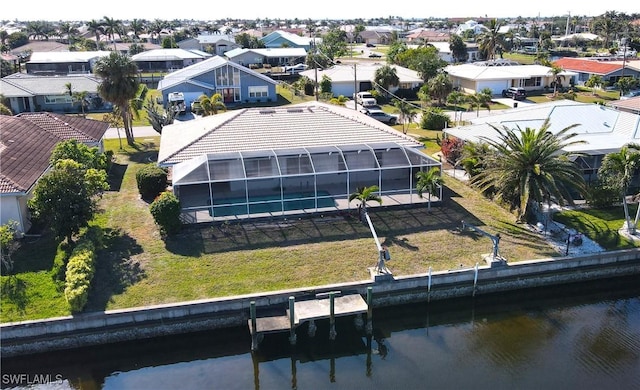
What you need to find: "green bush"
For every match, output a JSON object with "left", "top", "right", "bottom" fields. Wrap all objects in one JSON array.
[
  {"left": 50, "top": 241, "right": 71, "bottom": 284},
  {"left": 136, "top": 164, "right": 168, "bottom": 200},
  {"left": 150, "top": 191, "right": 182, "bottom": 235},
  {"left": 420, "top": 108, "right": 449, "bottom": 130},
  {"left": 586, "top": 181, "right": 619, "bottom": 208},
  {"left": 63, "top": 240, "right": 96, "bottom": 312}
]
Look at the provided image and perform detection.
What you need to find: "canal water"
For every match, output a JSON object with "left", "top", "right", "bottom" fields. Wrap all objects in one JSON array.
[{"left": 2, "top": 275, "right": 640, "bottom": 390}]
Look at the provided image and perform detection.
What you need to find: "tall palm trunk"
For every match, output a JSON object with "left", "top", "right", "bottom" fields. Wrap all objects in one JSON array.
[
  {"left": 622, "top": 193, "right": 635, "bottom": 233},
  {"left": 120, "top": 106, "right": 134, "bottom": 145}
]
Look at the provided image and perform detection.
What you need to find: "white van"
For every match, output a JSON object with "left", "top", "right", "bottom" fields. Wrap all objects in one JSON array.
[{"left": 356, "top": 92, "right": 377, "bottom": 107}]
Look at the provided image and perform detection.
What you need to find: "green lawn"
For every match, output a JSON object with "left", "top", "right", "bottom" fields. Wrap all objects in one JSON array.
[
  {"left": 0, "top": 138, "right": 566, "bottom": 322},
  {"left": 555, "top": 206, "right": 640, "bottom": 251}
]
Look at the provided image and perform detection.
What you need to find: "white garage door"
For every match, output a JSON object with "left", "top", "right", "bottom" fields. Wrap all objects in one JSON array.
[{"left": 477, "top": 81, "right": 510, "bottom": 95}]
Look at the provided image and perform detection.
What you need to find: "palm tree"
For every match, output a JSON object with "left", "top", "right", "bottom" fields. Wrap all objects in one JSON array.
[
  {"left": 348, "top": 185, "right": 382, "bottom": 221},
  {"left": 129, "top": 19, "right": 146, "bottom": 42},
  {"left": 198, "top": 93, "right": 226, "bottom": 116},
  {"left": 415, "top": 168, "right": 443, "bottom": 211},
  {"left": 393, "top": 98, "right": 417, "bottom": 134},
  {"left": 94, "top": 52, "right": 140, "bottom": 146},
  {"left": 471, "top": 119, "right": 586, "bottom": 222},
  {"left": 597, "top": 143, "right": 640, "bottom": 234},
  {"left": 476, "top": 19, "right": 504, "bottom": 60},
  {"left": 425, "top": 72, "right": 453, "bottom": 106},
  {"left": 447, "top": 91, "right": 466, "bottom": 124},
  {"left": 103, "top": 16, "right": 122, "bottom": 50},
  {"left": 373, "top": 65, "right": 399, "bottom": 98},
  {"left": 468, "top": 88, "right": 493, "bottom": 117},
  {"left": 548, "top": 65, "right": 565, "bottom": 96},
  {"left": 58, "top": 22, "right": 79, "bottom": 48},
  {"left": 87, "top": 19, "right": 104, "bottom": 45}
]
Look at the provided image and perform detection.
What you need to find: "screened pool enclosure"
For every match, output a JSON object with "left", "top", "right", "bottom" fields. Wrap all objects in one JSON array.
[{"left": 172, "top": 142, "right": 442, "bottom": 222}]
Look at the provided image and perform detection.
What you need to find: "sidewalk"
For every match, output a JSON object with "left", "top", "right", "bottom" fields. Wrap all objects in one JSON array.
[{"left": 104, "top": 126, "right": 158, "bottom": 139}]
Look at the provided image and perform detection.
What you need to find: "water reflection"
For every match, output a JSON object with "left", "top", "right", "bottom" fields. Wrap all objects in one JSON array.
[{"left": 1, "top": 276, "right": 639, "bottom": 390}]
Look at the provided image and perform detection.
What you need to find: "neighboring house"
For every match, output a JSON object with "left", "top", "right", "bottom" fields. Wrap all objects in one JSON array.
[
  {"left": 553, "top": 57, "right": 640, "bottom": 86},
  {"left": 260, "top": 30, "right": 314, "bottom": 50},
  {"left": 131, "top": 48, "right": 211, "bottom": 72},
  {"left": 443, "top": 100, "right": 640, "bottom": 183},
  {"left": 299, "top": 64, "right": 423, "bottom": 98},
  {"left": 157, "top": 56, "right": 278, "bottom": 108},
  {"left": 225, "top": 47, "right": 307, "bottom": 67},
  {"left": 178, "top": 34, "right": 240, "bottom": 56},
  {"left": 157, "top": 101, "right": 441, "bottom": 222},
  {"left": 424, "top": 42, "right": 479, "bottom": 63},
  {"left": 0, "top": 113, "right": 109, "bottom": 232},
  {"left": 25, "top": 51, "right": 111, "bottom": 75},
  {"left": 609, "top": 96, "right": 640, "bottom": 115},
  {"left": 357, "top": 30, "right": 393, "bottom": 46},
  {"left": 406, "top": 29, "right": 451, "bottom": 43},
  {"left": 454, "top": 20, "right": 488, "bottom": 36},
  {"left": 0, "top": 73, "right": 107, "bottom": 114},
  {"left": 445, "top": 61, "right": 577, "bottom": 95}
]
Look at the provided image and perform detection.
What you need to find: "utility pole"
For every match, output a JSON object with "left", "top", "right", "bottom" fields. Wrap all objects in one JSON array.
[{"left": 353, "top": 63, "right": 357, "bottom": 110}]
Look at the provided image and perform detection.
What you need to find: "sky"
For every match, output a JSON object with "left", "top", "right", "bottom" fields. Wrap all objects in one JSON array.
[{"left": 1, "top": 1, "right": 636, "bottom": 22}]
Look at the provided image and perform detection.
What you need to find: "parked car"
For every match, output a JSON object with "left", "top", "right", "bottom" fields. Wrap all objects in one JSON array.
[
  {"left": 368, "top": 53, "right": 382, "bottom": 58},
  {"left": 620, "top": 90, "right": 640, "bottom": 100},
  {"left": 502, "top": 87, "right": 526, "bottom": 100},
  {"left": 283, "top": 63, "right": 308, "bottom": 73},
  {"left": 365, "top": 109, "right": 397, "bottom": 125},
  {"left": 366, "top": 43, "right": 376, "bottom": 48},
  {"left": 356, "top": 92, "right": 377, "bottom": 107}
]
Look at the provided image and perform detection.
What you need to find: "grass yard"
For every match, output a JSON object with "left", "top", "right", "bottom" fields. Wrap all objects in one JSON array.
[
  {"left": 554, "top": 206, "right": 640, "bottom": 251},
  {"left": 2, "top": 138, "right": 562, "bottom": 322}
]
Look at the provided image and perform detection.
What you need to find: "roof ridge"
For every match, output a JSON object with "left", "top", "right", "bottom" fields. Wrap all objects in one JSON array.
[{"left": 163, "top": 109, "right": 249, "bottom": 163}]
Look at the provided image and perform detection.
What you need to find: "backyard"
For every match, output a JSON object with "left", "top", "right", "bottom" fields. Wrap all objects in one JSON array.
[{"left": 2, "top": 138, "right": 639, "bottom": 323}]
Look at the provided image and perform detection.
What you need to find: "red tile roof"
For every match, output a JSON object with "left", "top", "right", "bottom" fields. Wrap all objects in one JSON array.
[
  {"left": 0, "top": 114, "right": 108, "bottom": 194},
  {"left": 554, "top": 57, "right": 622, "bottom": 76}
]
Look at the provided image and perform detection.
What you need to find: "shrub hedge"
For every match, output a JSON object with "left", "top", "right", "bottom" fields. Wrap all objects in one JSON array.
[
  {"left": 63, "top": 240, "right": 96, "bottom": 312},
  {"left": 136, "top": 164, "right": 168, "bottom": 200}
]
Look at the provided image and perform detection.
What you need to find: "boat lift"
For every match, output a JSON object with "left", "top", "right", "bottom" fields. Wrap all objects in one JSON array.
[
  {"left": 460, "top": 220, "right": 507, "bottom": 267},
  {"left": 361, "top": 208, "right": 392, "bottom": 280}
]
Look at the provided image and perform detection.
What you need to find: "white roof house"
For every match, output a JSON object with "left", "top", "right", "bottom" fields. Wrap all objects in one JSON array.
[
  {"left": 299, "top": 64, "right": 423, "bottom": 98},
  {"left": 445, "top": 62, "right": 577, "bottom": 95},
  {"left": 225, "top": 47, "right": 307, "bottom": 66},
  {"left": 444, "top": 100, "right": 640, "bottom": 178},
  {"left": 158, "top": 101, "right": 441, "bottom": 222},
  {"left": 131, "top": 48, "right": 210, "bottom": 72}
]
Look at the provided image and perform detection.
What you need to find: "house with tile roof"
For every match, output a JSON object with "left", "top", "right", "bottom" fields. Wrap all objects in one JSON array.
[
  {"left": 445, "top": 61, "right": 577, "bottom": 95},
  {"left": 157, "top": 56, "right": 278, "bottom": 110},
  {"left": 0, "top": 113, "right": 109, "bottom": 232},
  {"left": 178, "top": 34, "right": 240, "bottom": 56},
  {"left": 0, "top": 73, "right": 108, "bottom": 114},
  {"left": 131, "top": 48, "right": 212, "bottom": 72},
  {"left": 299, "top": 64, "right": 423, "bottom": 98},
  {"left": 225, "top": 47, "right": 307, "bottom": 68},
  {"left": 25, "top": 51, "right": 111, "bottom": 76},
  {"left": 260, "top": 30, "right": 314, "bottom": 50},
  {"left": 443, "top": 100, "right": 640, "bottom": 183},
  {"left": 157, "top": 101, "right": 441, "bottom": 222},
  {"left": 553, "top": 57, "right": 640, "bottom": 86}
]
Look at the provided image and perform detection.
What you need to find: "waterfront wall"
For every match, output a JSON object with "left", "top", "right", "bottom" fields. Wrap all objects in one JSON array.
[{"left": 2, "top": 249, "right": 639, "bottom": 358}]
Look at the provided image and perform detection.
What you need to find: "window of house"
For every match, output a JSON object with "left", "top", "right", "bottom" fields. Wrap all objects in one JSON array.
[
  {"left": 523, "top": 77, "right": 542, "bottom": 87},
  {"left": 45, "top": 95, "right": 72, "bottom": 104},
  {"left": 248, "top": 86, "right": 269, "bottom": 98}
]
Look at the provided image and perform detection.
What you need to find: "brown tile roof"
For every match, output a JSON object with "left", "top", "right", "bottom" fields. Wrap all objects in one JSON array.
[
  {"left": 0, "top": 114, "right": 108, "bottom": 194},
  {"left": 14, "top": 112, "right": 109, "bottom": 144},
  {"left": 554, "top": 57, "right": 622, "bottom": 76}
]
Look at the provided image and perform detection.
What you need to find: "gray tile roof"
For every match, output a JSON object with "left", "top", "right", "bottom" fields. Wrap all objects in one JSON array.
[
  {"left": 158, "top": 102, "right": 423, "bottom": 166},
  {"left": 1, "top": 73, "right": 101, "bottom": 97}
]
